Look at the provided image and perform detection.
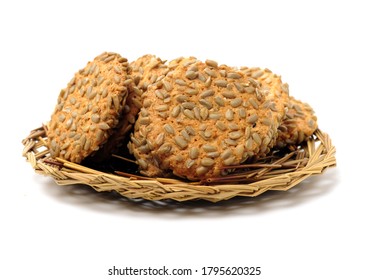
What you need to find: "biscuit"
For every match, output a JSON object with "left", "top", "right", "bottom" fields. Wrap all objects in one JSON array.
[
  {"left": 276, "top": 96, "right": 318, "bottom": 147},
  {"left": 124, "top": 55, "right": 169, "bottom": 140},
  {"left": 47, "top": 52, "right": 130, "bottom": 163},
  {"left": 90, "top": 55, "right": 170, "bottom": 161},
  {"left": 128, "top": 58, "right": 288, "bottom": 180}
]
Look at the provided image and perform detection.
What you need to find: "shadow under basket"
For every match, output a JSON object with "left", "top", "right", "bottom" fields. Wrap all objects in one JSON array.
[{"left": 22, "top": 126, "right": 336, "bottom": 202}]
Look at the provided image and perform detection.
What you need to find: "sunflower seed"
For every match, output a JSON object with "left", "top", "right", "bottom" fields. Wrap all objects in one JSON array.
[
  {"left": 247, "top": 114, "right": 258, "bottom": 124},
  {"left": 227, "top": 72, "right": 242, "bottom": 79},
  {"left": 184, "top": 126, "right": 196, "bottom": 136},
  {"left": 202, "top": 144, "right": 217, "bottom": 152},
  {"left": 223, "top": 156, "right": 236, "bottom": 166},
  {"left": 181, "top": 159, "right": 194, "bottom": 169},
  {"left": 237, "top": 108, "right": 246, "bottom": 119},
  {"left": 174, "top": 135, "right": 188, "bottom": 149},
  {"left": 84, "top": 139, "right": 91, "bottom": 151},
  {"left": 225, "top": 138, "right": 238, "bottom": 146},
  {"left": 163, "top": 124, "right": 175, "bottom": 135},
  {"left": 195, "top": 107, "right": 206, "bottom": 120},
  {"left": 98, "top": 122, "right": 110, "bottom": 130},
  {"left": 252, "top": 132, "right": 262, "bottom": 145},
  {"left": 205, "top": 76, "right": 212, "bottom": 87},
  {"left": 205, "top": 59, "right": 218, "bottom": 68},
  {"left": 228, "top": 123, "right": 240, "bottom": 131},
  {"left": 155, "top": 90, "right": 164, "bottom": 100},
  {"left": 230, "top": 98, "right": 242, "bottom": 108},
  {"left": 138, "top": 144, "right": 151, "bottom": 153},
  {"left": 249, "top": 98, "right": 259, "bottom": 109},
  {"left": 137, "top": 159, "right": 148, "bottom": 170},
  {"left": 201, "top": 158, "right": 215, "bottom": 167},
  {"left": 171, "top": 105, "right": 181, "bottom": 117},
  {"left": 270, "top": 102, "right": 278, "bottom": 112},
  {"left": 139, "top": 117, "right": 151, "bottom": 125},
  {"left": 221, "top": 149, "right": 232, "bottom": 159},
  {"left": 182, "top": 102, "right": 196, "bottom": 110},
  {"left": 214, "top": 96, "right": 225, "bottom": 106},
  {"left": 103, "top": 55, "right": 115, "bottom": 63},
  {"left": 58, "top": 114, "right": 66, "bottom": 122},
  {"left": 199, "top": 99, "right": 213, "bottom": 110},
  {"left": 252, "top": 70, "right": 264, "bottom": 78},
  {"left": 215, "top": 80, "right": 228, "bottom": 87},
  {"left": 181, "top": 129, "right": 191, "bottom": 141},
  {"left": 186, "top": 89, "right": 198, "bottom": 95},
  {"left": 155, "top": 104, "right": 169, "bottom": 112},
  {"left": 132, "top": 98, "right": 143, "bottom": 109},
  {"left": 189, "top": 147, "right": 199, "bottom": 159},
  {"left": 263, "top": 136, "right": 271, "bottom": 147},
  {"left": 65, "top": 118, "right": 73, "bottom": 129},
  {"left": 219, "top": 70, "right": 226, "bottom": 77},
  {"left": 281, "top": 83, "right": 289, "bottom": 93},
  {"left": 149, "top": 74, "right": 158, "bottom": 84},
  {"left": 175, "top": 79, "right": 187, "bottom": 86},
  {"left": 184, "top": 109, "right": 195, "bottom": 119},
  {"left": 216, "top": 121, "right": 227, "bottom": 131},
  {"left": 186, "top": 64, "right": 197, "bottom": 71},
  {"left": 222, "top": 91, "right": 236, "bottom": 99},
  {"left": 196, "top": 166, "right": 209, "bottom": 176},
  {"left": 60, "top": 142, "right": 70, "bottom": 151},
  {"left": 163, "top": 81, "right": 173, "bottom": 91},
  {"left": 185, "top": 70, "right": 198, "bottom": 80},
  {"left": 205, "top": 130, "right": 213, "bottom": 138},
  {"left": 235, "top": 144, "right": 245, "bottom": 157},
  {"left": 200, "top": 89, "right": 215, "bottom": 98},
  {"left": 204, "top": 68, "right": 217, "bottom": 77},
  {"left": 197, "top": 72, "right": 206, "bottom": 82},
  {"left": 91, "top": 114, "right": 100, "bottom": 123},
  {"left": 191, "top": 106, "right": 199, "bottom": 120},
  {"left": 155, "top": 132, "right": 165, "bottom": 146},
  {"left": 199, "top": 124, "right": 207, "bottom": 131},
  {"left": 229, "top": 131, "right": 243, "bottom": 140},
  {"left": 209, "top": 112, "right": 221, "bottom": 120},
  {"left": 234, "top": 82, "right": 245, "bottom": 93},
  {"left": 262, "top": 118, "right": 272, "bottom": 126},
  {"left": 174, "top": 95, "right": 187, "bottom": 104},
  {"left": 246, "top": 138, "right": 253, "bottom": 150},
  {"left": 245, "top": 86, "right": 255, "bottom": 94},
  {"left": 50, "top": 139, "right": 57, "bottom": 151},
  {"left": 225, "top": 109, "right": 234, "bottom": 121},
  {"left": 96, "top": 130, "right": 104, "bottom": 142}
]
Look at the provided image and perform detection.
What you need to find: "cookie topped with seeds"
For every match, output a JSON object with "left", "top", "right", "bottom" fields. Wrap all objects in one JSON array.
[
  {"left": 47, "top": 52, "right": 129, "bottom": 163},
  {"left": 85, "top": 55, "right": 170, "bottom": 161},
  {"left": 122, "top": 54, "right": 169, "bottom": 137},
  {"left": 276, "top": 96, "right": 318, "bottom": 147},
  {"left": 128, "top": 57, "right": 288, "bottom": 180}
]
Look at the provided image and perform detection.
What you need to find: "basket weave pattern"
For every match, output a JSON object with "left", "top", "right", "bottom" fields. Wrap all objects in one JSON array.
[{"left": 22, "top": 126, "right": 336, "bottom": 202}]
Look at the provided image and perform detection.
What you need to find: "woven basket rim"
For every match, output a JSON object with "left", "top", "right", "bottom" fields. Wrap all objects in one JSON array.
[{"left": 22, "top": 126, "right": 336, "bottom": 202}]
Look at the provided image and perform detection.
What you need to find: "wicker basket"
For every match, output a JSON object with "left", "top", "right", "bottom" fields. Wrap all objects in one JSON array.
[{"left": 22, "top": 126, "right": 336, "bottom": 202}]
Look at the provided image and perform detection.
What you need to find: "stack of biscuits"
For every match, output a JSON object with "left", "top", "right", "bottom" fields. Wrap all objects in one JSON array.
[{"left": 47, "top": 52, "right": 318, "bottom": 181}]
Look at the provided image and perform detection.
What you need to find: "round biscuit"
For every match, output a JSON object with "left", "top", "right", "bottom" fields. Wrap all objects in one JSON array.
[
  {"left": 92, "top": 55, "right": 170, "bottom": 161},
  {"left": 47, "top": 52, "right": 129, "bottom": 163},
  {"left": 129, "top": 58, "right": 287, "bottom": 180}
]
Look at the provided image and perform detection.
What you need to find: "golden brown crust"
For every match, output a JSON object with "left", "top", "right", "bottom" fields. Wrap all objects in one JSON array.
[
  {"left": 128, "top": 58, "right": 288, "bottom": 180},
  {"left": 47, "top": 52, "right": 129, "bottom": 163}
]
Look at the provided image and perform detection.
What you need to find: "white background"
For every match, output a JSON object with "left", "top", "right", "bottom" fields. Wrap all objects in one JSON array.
[{"left": 1, "top": 0, "right": 367, "bottom": 279}]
